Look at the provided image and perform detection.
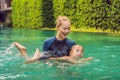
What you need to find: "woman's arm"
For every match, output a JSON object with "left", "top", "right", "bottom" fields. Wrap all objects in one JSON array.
[
  {"left": 50, "top": 56, "right": 69, "bottom": 60},
  {"left": 50, "top": 56, "right": 78, "bottom": 63},
  {"left": 50, "top": 56, "right": 93, "bottom": 63}
]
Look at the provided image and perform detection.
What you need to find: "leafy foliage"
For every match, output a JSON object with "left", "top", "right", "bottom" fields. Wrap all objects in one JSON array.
[
  {"left": 12, "top": 0, "right": 120, "bottom": 32},
  {"left": 12, "top": 0, "right": 42, "bottom": 29},
  {"left": 53, "top": 0, "right": 120, "bottom": 32}
]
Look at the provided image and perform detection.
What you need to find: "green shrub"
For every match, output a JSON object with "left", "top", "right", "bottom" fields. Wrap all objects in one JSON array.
[
  {"left": 12, "top": 0, "right": 42, "bottom": 29},
  {"left": 12, "top": 0, "right": 120, "bottom": 32},
  {"left": 53, "top": 0, "right": 120, "bottom": 32}
]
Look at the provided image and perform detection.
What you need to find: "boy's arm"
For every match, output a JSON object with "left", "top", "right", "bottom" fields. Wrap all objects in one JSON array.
[{"left": 78, "top": 57, "right": 93, "bottom": 63}]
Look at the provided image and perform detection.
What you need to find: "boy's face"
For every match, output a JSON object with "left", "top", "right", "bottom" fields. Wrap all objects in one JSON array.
[{"left": 71, "top": 47, "right": 83, "bottom": 57}]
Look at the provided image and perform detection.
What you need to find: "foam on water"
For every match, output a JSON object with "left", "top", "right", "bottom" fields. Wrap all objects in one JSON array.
[
  {"left": 0, "top": 43, "right": 16, "bottom": 54},
  {"left": 0, "top": 73, "right": 27, "bottom": 80},
  {"left": 5, "top": 43, "right": 15, "bottom": 54}
]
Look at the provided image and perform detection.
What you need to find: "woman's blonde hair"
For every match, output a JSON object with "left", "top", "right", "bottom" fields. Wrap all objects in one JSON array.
[{"left": 56, "top": 16, "right": 71, "bottom": 28}]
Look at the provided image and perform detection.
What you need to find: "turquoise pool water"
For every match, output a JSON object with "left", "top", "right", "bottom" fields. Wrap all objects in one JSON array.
[{"left": 0, "top": 28, "right": 120, "bottom": 80}]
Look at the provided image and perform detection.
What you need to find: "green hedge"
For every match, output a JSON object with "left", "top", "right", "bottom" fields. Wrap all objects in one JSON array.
[
  {"left": 12, "top": 0, "right": 120, "bottom": 32},
  {"left": 12, "top": 0, "right": 55, "bottom": 28},
  {"left": 53, "top": 0, "right": 120, "bottom": 32},
  {"left": 41, "top": 0, "right": 55, "bottom": 28},
  {"left": 12, "top": 0, "right": 42, "bottom": 29}
]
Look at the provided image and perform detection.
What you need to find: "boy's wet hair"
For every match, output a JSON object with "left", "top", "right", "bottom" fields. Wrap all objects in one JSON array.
[
  {"left": 70, "top": 45, "right": 84, "bottom": 57},
  {"left": 71, "top": 45, "right": 84, "bottom": 51}
]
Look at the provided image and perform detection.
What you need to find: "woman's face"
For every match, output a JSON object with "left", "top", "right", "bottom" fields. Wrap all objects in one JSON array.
[{"left": 57, "top": 21, "right": 71, "bottom": 40}]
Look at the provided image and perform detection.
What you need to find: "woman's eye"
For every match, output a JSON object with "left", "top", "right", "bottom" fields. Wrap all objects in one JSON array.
[{"left": 67, "top": 28, "right": 70, "bottom": 30}]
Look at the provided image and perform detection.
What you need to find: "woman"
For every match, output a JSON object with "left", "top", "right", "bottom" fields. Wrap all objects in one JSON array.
[
  {"left": 14, "top": 16, "right": 76, "bottom": 59},
  {"left": 43, "top": 16, "right": 75, "bottom": 57}
]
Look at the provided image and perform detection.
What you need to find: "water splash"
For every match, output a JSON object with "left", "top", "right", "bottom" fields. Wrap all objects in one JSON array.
[
  {"left": 0, "top": 43, "right": 18, "bottom": 63},
  {"left": 0, "top": 73, "right": 27, "bottom": 80},
  {"left": 5, "top": 43, "right": 15, "bottom": 54}
]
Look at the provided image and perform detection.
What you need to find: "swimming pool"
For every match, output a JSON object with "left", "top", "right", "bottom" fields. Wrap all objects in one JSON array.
[{"left": 0, "top": 28, "right": 120, "bottom": 80}]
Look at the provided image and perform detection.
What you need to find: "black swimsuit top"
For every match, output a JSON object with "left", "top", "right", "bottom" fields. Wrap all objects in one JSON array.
[
  {"left": 43, "top": 37, "right": 76, "bottom": 57},
  {"left": 48, "top": 38, "right": 70, "bottom": 57}
]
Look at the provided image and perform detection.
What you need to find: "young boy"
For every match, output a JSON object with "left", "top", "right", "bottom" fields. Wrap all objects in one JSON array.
[
  {"left": 50, "top": 45, "right": 93, "bottom": 63},
  {"left": 14, "top": 42, "right": 93, "bottom": 63}
]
